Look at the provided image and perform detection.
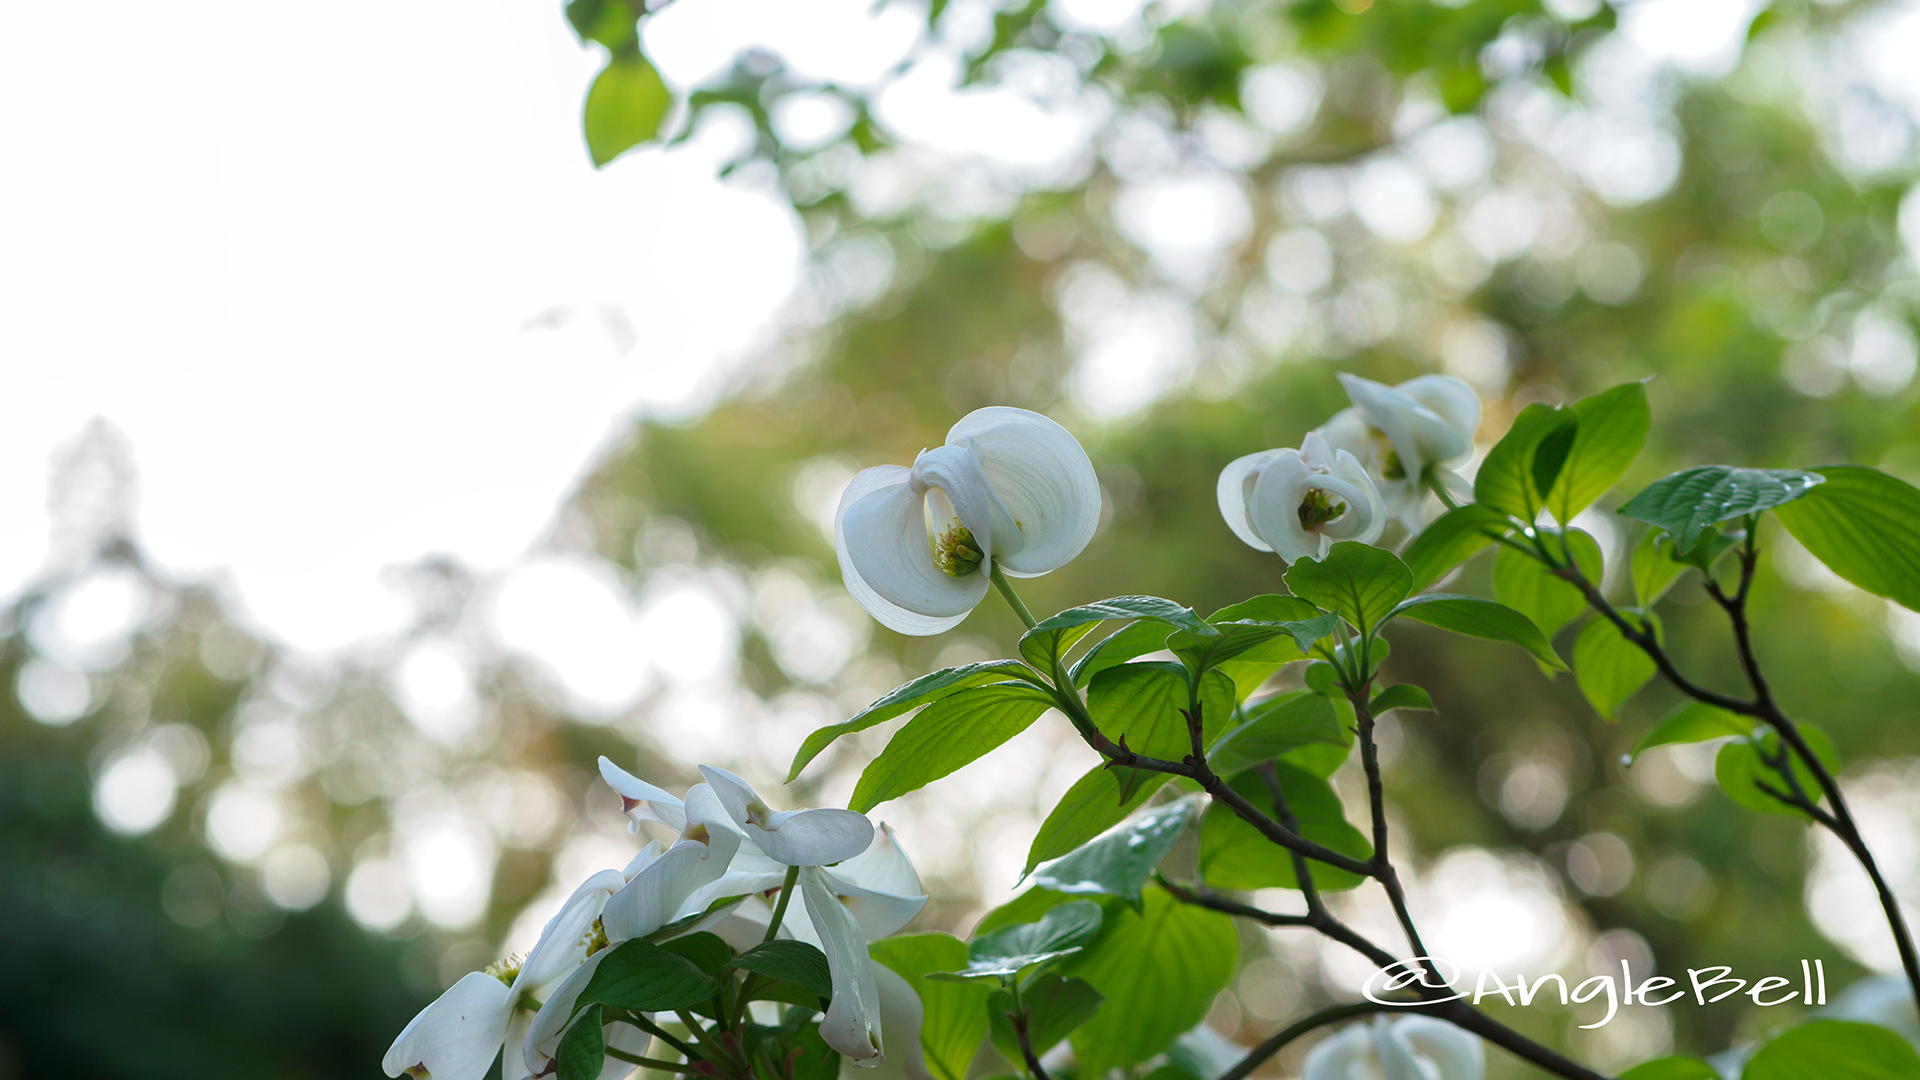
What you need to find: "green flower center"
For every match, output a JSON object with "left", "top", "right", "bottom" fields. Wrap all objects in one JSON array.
[
  {"left": 1297, "top": 488, "right": 1348, "bottom": 531},
  {"left": 1369, "top": 428, "right": 1406, "bottom": 480},
  {"left": 933, "top": 521, "right": 985, "bottom": 579}
]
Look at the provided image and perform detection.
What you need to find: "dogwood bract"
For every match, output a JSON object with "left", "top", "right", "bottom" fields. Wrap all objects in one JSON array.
[
  {"left": 1317, "top": 373, "right": 1479, "bottom": 529},
  {"left": 1302, "top": 1015, "right": 1485, "bottom": 1080},
  {"left": 835, "top": 407, "right": 1100, "bottom": 635},
  {"left": 1217, "top": 430, "right": 1386, "bottom": 562}
]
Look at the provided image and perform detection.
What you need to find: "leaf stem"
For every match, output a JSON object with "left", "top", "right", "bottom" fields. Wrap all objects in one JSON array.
[
  {"left": 603, "top": 1046, "right": 702, "bottom": 1073},
  {"left": 764, "top": 864, "right": 801, "bottom": 943},
  {"left": 990, "top": 561, "right": 1038, "bottom": 630}
]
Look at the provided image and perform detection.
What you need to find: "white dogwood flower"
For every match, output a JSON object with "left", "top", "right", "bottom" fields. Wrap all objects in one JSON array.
[
  {"left": 1217, "top": 430, "right": 1386, "bottom": 563},
  {"left": 835, "top": 406, "right": 1101, "bottom": 635},
  {"left": 1302, "top": 1015, "right": 1484, "bottom": 1080},
  {"left": 1318, "top": 373, "right": 1479, "bottom": 530}
]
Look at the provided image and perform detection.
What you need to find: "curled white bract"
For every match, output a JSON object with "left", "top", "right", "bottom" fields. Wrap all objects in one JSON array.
[
  {"left": 1217, "top": 431, "right": 1386, "bottom": 563},
  {"left": 1302, "top": 1015, "right": 1485, "bottom": 1080},
  {"left": 835, "top": 407, "right": 1101, "bottom": 635},
  {"left": 1319, "top": 373, "right": 1479, "bottom": 530}
]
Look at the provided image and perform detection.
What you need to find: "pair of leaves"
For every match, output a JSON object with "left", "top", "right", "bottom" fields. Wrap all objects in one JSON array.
[{"left": 1478, "top": 382, "right": 1651, "bottom": 525}]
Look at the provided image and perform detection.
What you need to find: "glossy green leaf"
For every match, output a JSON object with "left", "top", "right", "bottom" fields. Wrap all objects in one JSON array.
[
  {"left": 1033, "top": 798, "right": 1194, "bottom": 911},
  {"left": 932, "top": 900, "right": 1104, "bottom": 982},
  {"left": 1476, "top": 402, "right": 1579, "bottom": 521},
  {"left": 789, "top": 659, "right": 1044, "bottom": 781},
  {"left": 1402, "top": 504, "right": 1511, "bottom": 591},
  {"left": 1630, "top": 528, "right": 1690, "bottom": 607},
  {"left": 576, "top": 938, "right": 720, "bottom": 1014},
  {"left": 1617, "top": 466, "right": 1823, "bottom": 554},
  {"left": 1088, "top": 663, "right": 1236, "bottom": 802},
  {"left": 1062, "top": 890, "right": 1238, "bottom": 1077},
  {"left": 1774, "top": 465, "right": 1920, "bottom": 612},
  {"left": 1283, "top": 541, "right": 1413, "bottom": 633},
  {"left": 1740, "top": 1020, "right": 1920, "bottom": 1080},
  {"left": 1572, "top": 610, "right": 1660, "bottom": 719},
  {"left": 974, "top": 888, "right": 1080, "bottom": 938},
  {"left": 583, "top": 54, "right": 671, "bottom": 167},
  {"left": 732, "top": 939, "right": 832, "bottom": 999},
  {"left": 659, "top": 931, "right": 732, "bottom": 975},
  {"left": 1548, "top": 381, "right": 1652, "bottom": 522},
  {"left": 1387, "top": 594, "right": 1567, "bottom": 671},
  {"left": 555, "top": 1004, "right": 604, "bottom": 1080},
  {"left": 1629, "top": 702, "right": 1754, "bottom": 763},
  {"left": 1617, "top": 1056, "right": 1719, "bottom": 1080},
  {"left": 1207, "top": 691, "right": 1349, "bottom": 775},
  {"left": 1368, "top": 684, "right": 1433, "bottom": 715},
  {"left": 989, "top": 974, "right": 1104, "bottom": 1062},
  {"left": 1169, "top": 611, "right": 1337, "bottom": 678},
  {"left": 1493, "top": 529, "right": 1602, "bottom": 642},
  {"left": 1070, "top": 621, "right": 1175, "bottom": 688},
  {"left": 1021, "top": 597, "right": 1215, "bottom": 673},
  {"left": 1024, "top": 765, "right": 1170, "bottom": 875},
  {"left": 869, "top": 934, "right": 992, "bottom": 1080},
  {"left": 1199, "top": 764, "right": 1372, "bottom": 891},
  {"left": 850, "top": 682, "right": 1054, "bottom": 811},
  {"left": 1715, "top": 725, "right": 1839, "bottom": 820}
]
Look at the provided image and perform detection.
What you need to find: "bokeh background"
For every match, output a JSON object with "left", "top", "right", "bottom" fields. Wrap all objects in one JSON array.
[{"left": 5, "top": 0, "right": 1920, "bottom": 1076}]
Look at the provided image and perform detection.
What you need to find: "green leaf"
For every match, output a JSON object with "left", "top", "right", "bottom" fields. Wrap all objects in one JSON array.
[
  {"left": 732, "top": 940, "right": 832, "bottom": 999},
  {"left": 1062, "top": 890, "right": 1238, "bottom": 1077},
  {"left": 1774, "top": 465, "right": 1920, "bottom": 612},
  {"left": 1197, "top": 596, "right": 1332, "bottom": 699},
  {"left": 1572, "top": 610, "right": 1660, "bottom": 719},
  {"left": 1283, "top": 541, "right": 1413, "bottom": 633},
  {"left": 1715, "top": 725, "right": 1840, "bottom": 820},
  {"left": 1024, "top": 765, "right": 1170, "bottom": 875},
  {"left": 555, "top": 1004, "right": 605, "bottom": 1080},
  {"left": 1369, "top": 684, "right": 1433, "bottom": 715},
  {"left": 1402, "top": 504, "right": 1511, "bottom": 591},
  {"left": 1548, "top": 381, "right": 1652, "bottom": 522},
  {"left": 1617, "top": 466, "right": 1824, "bottom": 554},
  {"left": 1021, "top": 597, "right": 1216, "bottom": 673},
  {"left": 565, "top": 0, "right": 637, "bottom": 51},
  {"left": 1169, "top": 612, "right": 1337, "bottom": 678},
  {"left": 1629, "top": 702, "right": 1754, "bottom": 764},
  {"left": 1476, "top": 402, "right": 1579, "bottom": 521},
  {"left": 646, "top": 893, "right": 748, "bottom": 943},
  {"left": 989, "top": 974, "right": 1104, "bottom": 1062},
  {"left": 974, "top": 887, "right": 1080, "bottom": 938},
  {"left": 789, "top": 660, "right": 1043, "bottom": 781},
  {"left": 1493, "top": 529, "right": 1603, "bottom": 642},
  {"left": 576, "top": 938, "right": 720, "bottom": 1014},
  {"left": 659, "top": 931, "right": 732, "bottom": 975},
  {"left": 583, "top": 54, "right": 671, "bottom": 167},
  {"left": 932, "top": 900, "right": 1105, "bottom": 982},
  {"left": 1207, "top": 691, "right": 1349, "bottom": 775},
  {"left": 869, "top": 934, "right": 992, "bottom": 1080},
  {"left": 1630, "top": 528, "right": 1690, "bottom": 607},
  {"left": 1087, "top": 663, "right": 1236, "bottom": 802},
  {"left": 1617, "top": 1056, "right": 1720, "bottom": 1080},
  {"left": 1387, "top": 594, "right": 1567, "bottom": 671},
  {"left": 1740, "top": 1020, "right": 1920, "bottom": 1080},
  {"left": 850, "top": 683, "right": 1054, "bottom": 812},
  {"left": 1033, "top": 799, "right": 1194, "bottom": 911},
  {"left": 1199, "top": 764, "right": 1372, "bottom": 891},
  {"left": 1070, "top": 621, "right": 1175, "bottom": 688},
  {"left": 786, "top": 1019, "right": 841, "bottom": 1080}
]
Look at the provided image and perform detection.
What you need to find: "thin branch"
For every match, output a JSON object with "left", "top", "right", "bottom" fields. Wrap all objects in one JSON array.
[
  {"left": 1009, "top": 1009, "right": 1053, "bottom": 1080},
  {"left": 1214, "top": 1002, "right": 1398, "bottom": 1080},
  {"left": 1347, "top": 687, "right": 1431, "bottom": 967}
]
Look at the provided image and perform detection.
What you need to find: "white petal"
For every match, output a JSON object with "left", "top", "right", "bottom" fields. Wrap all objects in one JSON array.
[
  {"left": 383, "top": 972, "right": 513, "bottom": 1080},
  {"left": 522, "top": 951, "right": 606, "bottom": 1077},
  {"left": 597, "top": 1021, "right": 654, "bottom": 1080},
  {"left": 502, "top": 1008, "right": 536, "bottom": 1080},
  {"left": 1395, "top": 1016, "right": 1485, "bottom": 1080},
  {"left": 829, "top": 823, "right": 924, "bottom": 902},
  {"left": 1338, "top": 372, "right": 1469, "bottom": 478},
  {"left": 1217, "top": 450, "right": 1281, "bottom": 553},
  {"left": 1394, "top": 375, "right": 1480, "bottom": 466},
  {"left": 601, "top": 840, "right": 713, "bottom": 942},
  {"left": 837, "top": 469, "right": 987, "bottom": 635},
  {"left": 1319, "top": 450, "right": 1386, "bottom": 546},
  {"left": 913, "top": 443, "right": 1022, "bottom": 566},
  {"left": 844, "top": 964, "right": 933, "bottom": 1080},
  {"left": 597, "top": 757, "right": 688, "bottom": 835},
  {"left": 801, "top": 866, "right": 885, "bottom": 1063},
  {"left": 1370, "top": 1015, "right": 1427, "bottom": 1080},
  {"left": 817, "top": 864, "right": 928, "bottom": 942},
  {"left": 1300, "top": 1022, "right": 1372, "bottom": 1080},
  {"left": 699, "top": 765, "right": 875, "bottom": 867},
  {"left": 519, "top": 869, "right": 626, "bottom": 993},
  {"left": 1244, "top": 452, "right": 1323, "bottom": 563},
  {"left": 945, "top": 407, "right": 1100, "bottom": 577},
  {"left": 1315, "top": 408, "right": 1370, "bottom": 461}
]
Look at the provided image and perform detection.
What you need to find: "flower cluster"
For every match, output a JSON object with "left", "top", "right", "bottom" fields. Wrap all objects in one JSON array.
[
  {"left": 383, "top": 759, "right": 929, "bottom": 1080},
  {"left": 1219, "top": 373, "right": 1479, "bottom": 563}
]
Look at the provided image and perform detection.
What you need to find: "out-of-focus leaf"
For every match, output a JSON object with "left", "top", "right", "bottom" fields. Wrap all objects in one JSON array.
[
  {"left": 1368, "top": 684, "right": 1433, "bottom": 715},
  {"left": 1063, "top": 890, "right": 1237, "bottom": 1077},
  {"left": 1631, "top": 528, "right": 1690, "bottom": 607},
  {"left": 1572, "top": 610, "right": 1660, "bottom": 720},
  {"left": 1714, "top": 725, "right": 1839, "bottom": 820},
  {"left": 1493, "top": 528, "right": 1602, "bottom": 642},
  {"left": 1402, "top": 504, "right": 1511, "bottom": 591},
  {"left": 1774, "top": 465, "right": 1920, "bottom": 612},
  {"left": 1629, "top": 702, "right": 1753, "bottom": 764},
  {"left": 583, "top": 54, "right": 671, "bottom": 167},
  {"left": 1198, "top": 764, "right": 1371, "bottom": 891},
  {"left": 1548, "top": 381, "right": 1652, "bottom": 522},
  {"left": 1617, "top": 1057, "right": 1720, "bottom": 1080},
  {"left": 870, "top": 934, "right": 992, "bottom": 1080},
  {"left": 1739, "top": 1020, "right": 1920, "bottom": 1080},
  {"left": 1476, "top": 403, "right": 1578, "bottom": 522}
]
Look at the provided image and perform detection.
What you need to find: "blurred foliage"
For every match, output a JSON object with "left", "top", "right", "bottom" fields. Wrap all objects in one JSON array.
[{"left": 9, "top": 0, "right": 1920, "bottom": 1076}]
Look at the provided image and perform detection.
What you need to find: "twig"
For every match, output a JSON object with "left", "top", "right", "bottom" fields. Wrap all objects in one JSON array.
[{"left": 1214, "top": 1002, "right": 1397, "bottom": 1080}]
